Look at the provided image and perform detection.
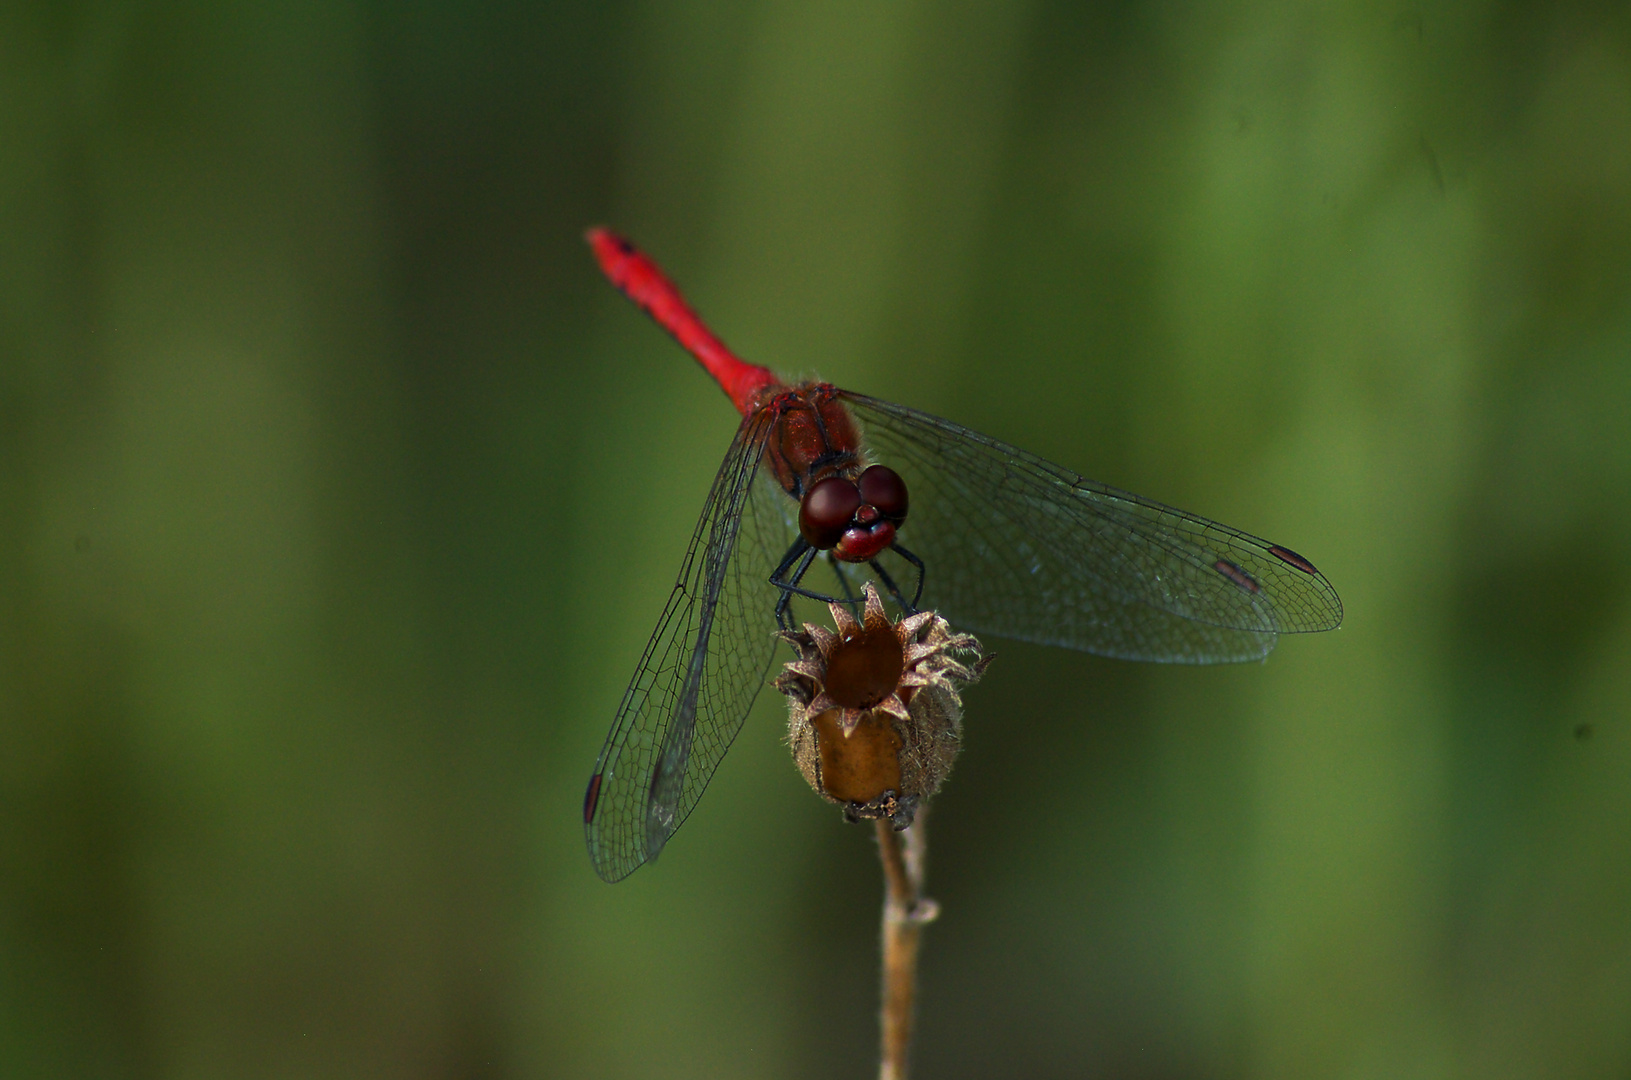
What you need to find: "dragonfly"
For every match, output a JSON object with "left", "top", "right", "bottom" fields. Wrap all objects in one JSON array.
[{"left": 582, "top": 229, "right": 1342, "bottom": 882}]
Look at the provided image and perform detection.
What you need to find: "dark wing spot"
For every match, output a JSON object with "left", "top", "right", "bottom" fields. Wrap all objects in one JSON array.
[
  {"left": 1268, "top": 545, "right": 1319, "bottom": 575},
  {"left": 583, "top": 772, "right": 604, "bottom": 824},
  {"left": 1214, "top": 559, "right": 1261, "bottom": 593}
]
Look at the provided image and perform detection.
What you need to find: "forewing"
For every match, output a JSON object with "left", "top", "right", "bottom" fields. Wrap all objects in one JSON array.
[
  {"left": 843, "top": 394, "right": 1342, "bottom": 663},
  {"left": 584, "top": 411, "right": 793, "bottom": 882}
]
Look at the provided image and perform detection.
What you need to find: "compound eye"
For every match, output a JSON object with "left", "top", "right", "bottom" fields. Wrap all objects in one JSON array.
[
  {"left": 800, "top": 476, "right": 862, "bottom": 549},
  {"left": 858, "top": 465, "right": 908, "bottom": 521}
]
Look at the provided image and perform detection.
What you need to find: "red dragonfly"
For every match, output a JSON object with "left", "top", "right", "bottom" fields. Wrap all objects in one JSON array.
[{"left": 582, "top": 229, "right": 1342, "bottom": 882}]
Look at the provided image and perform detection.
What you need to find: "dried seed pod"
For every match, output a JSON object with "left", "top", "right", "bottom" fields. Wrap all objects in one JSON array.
[{"left": 774, "top": 583, "right": 990, "bottom": 830}]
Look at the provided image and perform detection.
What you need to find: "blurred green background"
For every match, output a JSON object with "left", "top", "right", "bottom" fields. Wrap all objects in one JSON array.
[{"left": 4, "top": 1, "right": 1630, "bottom": 1077}]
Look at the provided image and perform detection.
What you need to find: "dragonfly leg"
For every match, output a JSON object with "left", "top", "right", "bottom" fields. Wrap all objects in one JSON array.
[
  {"left": 772, "top": 540, "right": 820, "bottom": 631},
  {"left": 828, "top": 553, "right": 863, "bottom": 615},
  {"left": 868, "top": 557, "right": 918, "bottom": 616},
  {"left": 771, "top": 535, "right": 812, "bottom": 586},
  {"left": 771, "top": 538, "right": 878, "bottom": 627},
  {"left": 889, "top": 542, "right": 926, "bottom": 609}
]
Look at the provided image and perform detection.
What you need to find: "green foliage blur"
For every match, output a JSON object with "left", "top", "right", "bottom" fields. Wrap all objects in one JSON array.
[{"left": 5, "top": 2, "right": 1630, "bottom": 1077}]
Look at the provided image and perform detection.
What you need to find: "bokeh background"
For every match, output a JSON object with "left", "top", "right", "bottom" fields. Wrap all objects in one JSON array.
[{"left": 5, "top": 1, "right": 1631, "bottom": 1077}]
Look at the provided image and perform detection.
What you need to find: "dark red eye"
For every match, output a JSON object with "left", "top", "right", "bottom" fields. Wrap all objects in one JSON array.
[
  {"left": 800, "top": 476, "right": 862, "bottom": 549},
  {"left": 858, "top": 465, "right": 908, "bottom": 521}
]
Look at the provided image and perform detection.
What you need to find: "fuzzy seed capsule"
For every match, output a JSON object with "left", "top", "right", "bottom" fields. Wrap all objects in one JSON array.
[{"left": 773, "top": 584, "right": 989, "bottom": 830}]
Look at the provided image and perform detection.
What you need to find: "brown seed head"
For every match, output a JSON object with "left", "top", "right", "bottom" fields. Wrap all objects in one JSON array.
[{"left": 774, "top": 583, "right": 990, "bottom": 830}]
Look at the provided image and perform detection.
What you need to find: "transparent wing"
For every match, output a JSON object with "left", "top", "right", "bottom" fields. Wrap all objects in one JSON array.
[
  {"left": 583, "top": 410, "right": 802, "bottom": 882},
  {"left": 843, "top": 393, "right": 1343, "bottom": 663}
]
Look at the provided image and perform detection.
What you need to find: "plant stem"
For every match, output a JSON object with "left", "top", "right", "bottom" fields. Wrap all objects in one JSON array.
[{"left": 876, "top": 813, "right": 940, "bottom": 1080}]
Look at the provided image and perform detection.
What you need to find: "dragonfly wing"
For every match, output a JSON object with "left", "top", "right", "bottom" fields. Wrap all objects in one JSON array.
[
  {"left": 843, "top": 393, "right": 1342, "bottom": 663},
  {"left": 584, "top": 410, "right": 792, "bottom": 882}
]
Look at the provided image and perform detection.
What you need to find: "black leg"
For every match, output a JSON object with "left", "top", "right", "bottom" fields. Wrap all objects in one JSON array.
[
  {"left": 889, "top": 542, "right": 926, "bottom": 608},
  {"left": 772, "top": 541, "right": 819, "bottom": 630},
  {"left": 868, "top": 558, "right": 915, "bottom": 614},
  {"left": 770, "top": 538, "right": 863, "bottom": 627},
  {"left": 828, "top": 552, "right": 861, "bottom": 613},
  {"left": 771, "top": 538, "right": 925, "bottom": 628},
  {"left": 770, "top": 535, "right": 812, "bottom": 589}
]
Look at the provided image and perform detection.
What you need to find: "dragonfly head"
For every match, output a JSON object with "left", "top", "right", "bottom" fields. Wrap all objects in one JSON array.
[{"left": 799, "top": 464, "right": 909, "bottom": 562}]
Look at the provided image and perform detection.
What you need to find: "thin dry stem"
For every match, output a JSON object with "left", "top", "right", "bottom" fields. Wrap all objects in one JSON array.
[{"left": 876, "top": 813, "right": 939, "bottom": 1080}]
